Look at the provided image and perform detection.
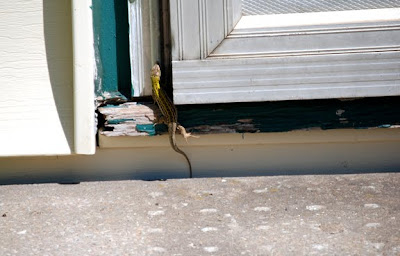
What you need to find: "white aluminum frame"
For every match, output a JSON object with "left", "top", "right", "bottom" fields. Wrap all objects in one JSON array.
[{"left": 170, "top": 1, "right": 400, "bottom": 104}]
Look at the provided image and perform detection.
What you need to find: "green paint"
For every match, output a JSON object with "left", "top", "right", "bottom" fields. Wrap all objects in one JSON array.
[
  {"left": 107, "top": 119, "right": 135, "bottom": 125},
  {"left": 177, "top": 97, "right": 400, "bottom": 133},
  {"left": 101, "top": 104, "right": 124, "bottom": 109},
  {"left": 92, "top": 0, "right": 131, "bottom": 100}
]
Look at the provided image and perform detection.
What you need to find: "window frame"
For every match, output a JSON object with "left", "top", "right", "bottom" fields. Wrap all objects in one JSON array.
[
  {"left": 128, "top": 0, "right": 161, "bottom": 97},
  {"left": 169, "top": 0, "right": 400, "bottom": 104}
]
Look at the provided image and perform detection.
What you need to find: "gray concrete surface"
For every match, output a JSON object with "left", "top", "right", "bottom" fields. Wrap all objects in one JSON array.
[{"left": 0, "top": 173, "right": 399, "bottom": 255}]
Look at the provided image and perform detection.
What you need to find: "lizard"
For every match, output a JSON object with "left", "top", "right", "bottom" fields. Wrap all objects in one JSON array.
[{"left": 150, "top": 63, "right": 198, "bottom": 178}]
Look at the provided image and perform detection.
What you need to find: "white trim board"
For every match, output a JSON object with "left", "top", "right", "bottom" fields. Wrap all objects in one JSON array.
[{"left": 72, "top": 0, "right": 96, "bottom": 154}]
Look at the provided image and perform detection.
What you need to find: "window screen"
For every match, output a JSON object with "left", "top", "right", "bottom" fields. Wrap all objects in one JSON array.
[{"left": 242, "top": 0, "right": 400, "bottom": 15}]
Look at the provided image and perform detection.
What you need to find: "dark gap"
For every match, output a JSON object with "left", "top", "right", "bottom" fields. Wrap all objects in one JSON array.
[
  {"left": 159, "top": 0, "right": 173, "bottom": 99},
  {"left": 114, "top": 0, "right": 132, "bottom": 98},
  {"left": 177, "top": 96, "right": 400, "bottom": 133},
  {"left": 131, "top": 96, "right": 154, "bottom": 103}
]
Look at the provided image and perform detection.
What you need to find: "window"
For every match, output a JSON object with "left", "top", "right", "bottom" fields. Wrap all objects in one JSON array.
[{"left": 169, "top": 0, "right": 400, "bottom": 104}]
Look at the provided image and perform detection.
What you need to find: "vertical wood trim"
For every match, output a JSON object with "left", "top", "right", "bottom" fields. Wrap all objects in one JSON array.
[
  {"left": 198, "top": 0, "right": 204, "bottom": 58},
  {"left": 129, "top": 0, "right": 144, "bottom": 97},
  {"left": 128, "top": 0, "right": 160, "bottom": 96},
  {"left": 223, "top": 0, "right": 228, "bottom": 37},
  {"left": 199, "top": 0, "right": 208, "bottom": 59},
  {"left": 177, "top": 0, "right": 184, "bottom": 60},
  {"left": 71, "top": 0, "right": 96, "bottom": 154},
  {"left": 170, "top": 0, "right": 184, "bottom": 60}
]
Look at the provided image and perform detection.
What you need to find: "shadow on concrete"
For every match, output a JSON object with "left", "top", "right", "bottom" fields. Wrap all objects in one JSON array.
[{"left": 1, "top": 169, "right": 398, "bottom": 186}]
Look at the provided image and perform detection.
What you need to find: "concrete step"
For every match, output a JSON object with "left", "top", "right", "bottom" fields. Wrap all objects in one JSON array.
[{"left": 0, "top": 173, "right": 399, "bottom": 255}]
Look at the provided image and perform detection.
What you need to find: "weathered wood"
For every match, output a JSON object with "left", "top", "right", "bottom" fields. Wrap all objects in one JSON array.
[
  {"left": 178, "top": 97, "right": 400, "bottom": 134},
  {"left": 98, "top": 102, "right": 161, "bottom": 136},
  {"left": 98, "top": 97, "right": 400, "bottom": 137},
  {"left": 93, "top": 0, "right": 132, "bottom": 100}
]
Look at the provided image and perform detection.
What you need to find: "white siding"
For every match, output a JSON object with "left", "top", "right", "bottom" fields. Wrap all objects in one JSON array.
[{"left": 0, "top": 0, "right": 74, "bottom": 156}]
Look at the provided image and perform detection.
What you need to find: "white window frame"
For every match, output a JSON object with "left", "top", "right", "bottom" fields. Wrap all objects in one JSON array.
[
  {"left": 170, "top": 0, "right": 400, "bottom": 104},
  {"left": 128, "top": 0, "right": 161, "bottom": 97}
]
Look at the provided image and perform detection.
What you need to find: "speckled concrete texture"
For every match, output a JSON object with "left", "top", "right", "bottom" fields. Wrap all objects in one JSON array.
[{"left": 0, "top": 173, "right": 399, "bottom": 255}]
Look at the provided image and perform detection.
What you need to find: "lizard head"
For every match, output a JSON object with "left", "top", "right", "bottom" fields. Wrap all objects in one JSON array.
[{"left": 151, "top": 63, "right": 161, "bottom": 78}]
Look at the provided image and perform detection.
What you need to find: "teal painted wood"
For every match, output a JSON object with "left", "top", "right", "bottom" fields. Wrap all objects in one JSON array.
[
  {"left": 107, "top": 119, "right": 135, "bottom": 125},
  {"left": 136, "top": 124, "right": 157, "bottom": 136},
  {"left": 114, "top": 0, "right": 132, "bottom": 98},
  {"left": 92, "top": 0, "right": 131, "bottom": 100},
  {"left": 177, "top": 97, "right": 400, "bottom": 133}
]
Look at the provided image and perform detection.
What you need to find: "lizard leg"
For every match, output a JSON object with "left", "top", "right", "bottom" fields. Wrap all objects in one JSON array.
[
  {"left": 177, "top": 125, "right": 200, "bottom": 143},
  {"left": 149, "top": 114, "right": 166, "bottom": 126}
]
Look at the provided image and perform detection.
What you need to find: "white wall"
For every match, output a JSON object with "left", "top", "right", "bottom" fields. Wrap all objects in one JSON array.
[{"left": 0, "top": 0, "right": 74, "bottom": 156}]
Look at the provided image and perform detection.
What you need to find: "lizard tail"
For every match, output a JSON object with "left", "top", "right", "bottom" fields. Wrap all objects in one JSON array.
[{"left": 169, "top": 123, "right": 193, "bottom": 178}]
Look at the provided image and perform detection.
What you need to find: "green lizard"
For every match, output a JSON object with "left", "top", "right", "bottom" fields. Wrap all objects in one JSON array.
[{"left": 151, "top": 63, "right": 198, "bottom": 178}]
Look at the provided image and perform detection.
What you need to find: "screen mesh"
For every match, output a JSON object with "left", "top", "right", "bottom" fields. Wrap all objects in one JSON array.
[{"left": 242, "top": 0, "right": 400, "bottom": 15}]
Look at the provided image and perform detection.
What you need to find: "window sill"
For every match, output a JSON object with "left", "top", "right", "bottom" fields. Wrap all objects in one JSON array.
[{"left": 99, "top": 127, "right": 400, "bottom": 149}]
